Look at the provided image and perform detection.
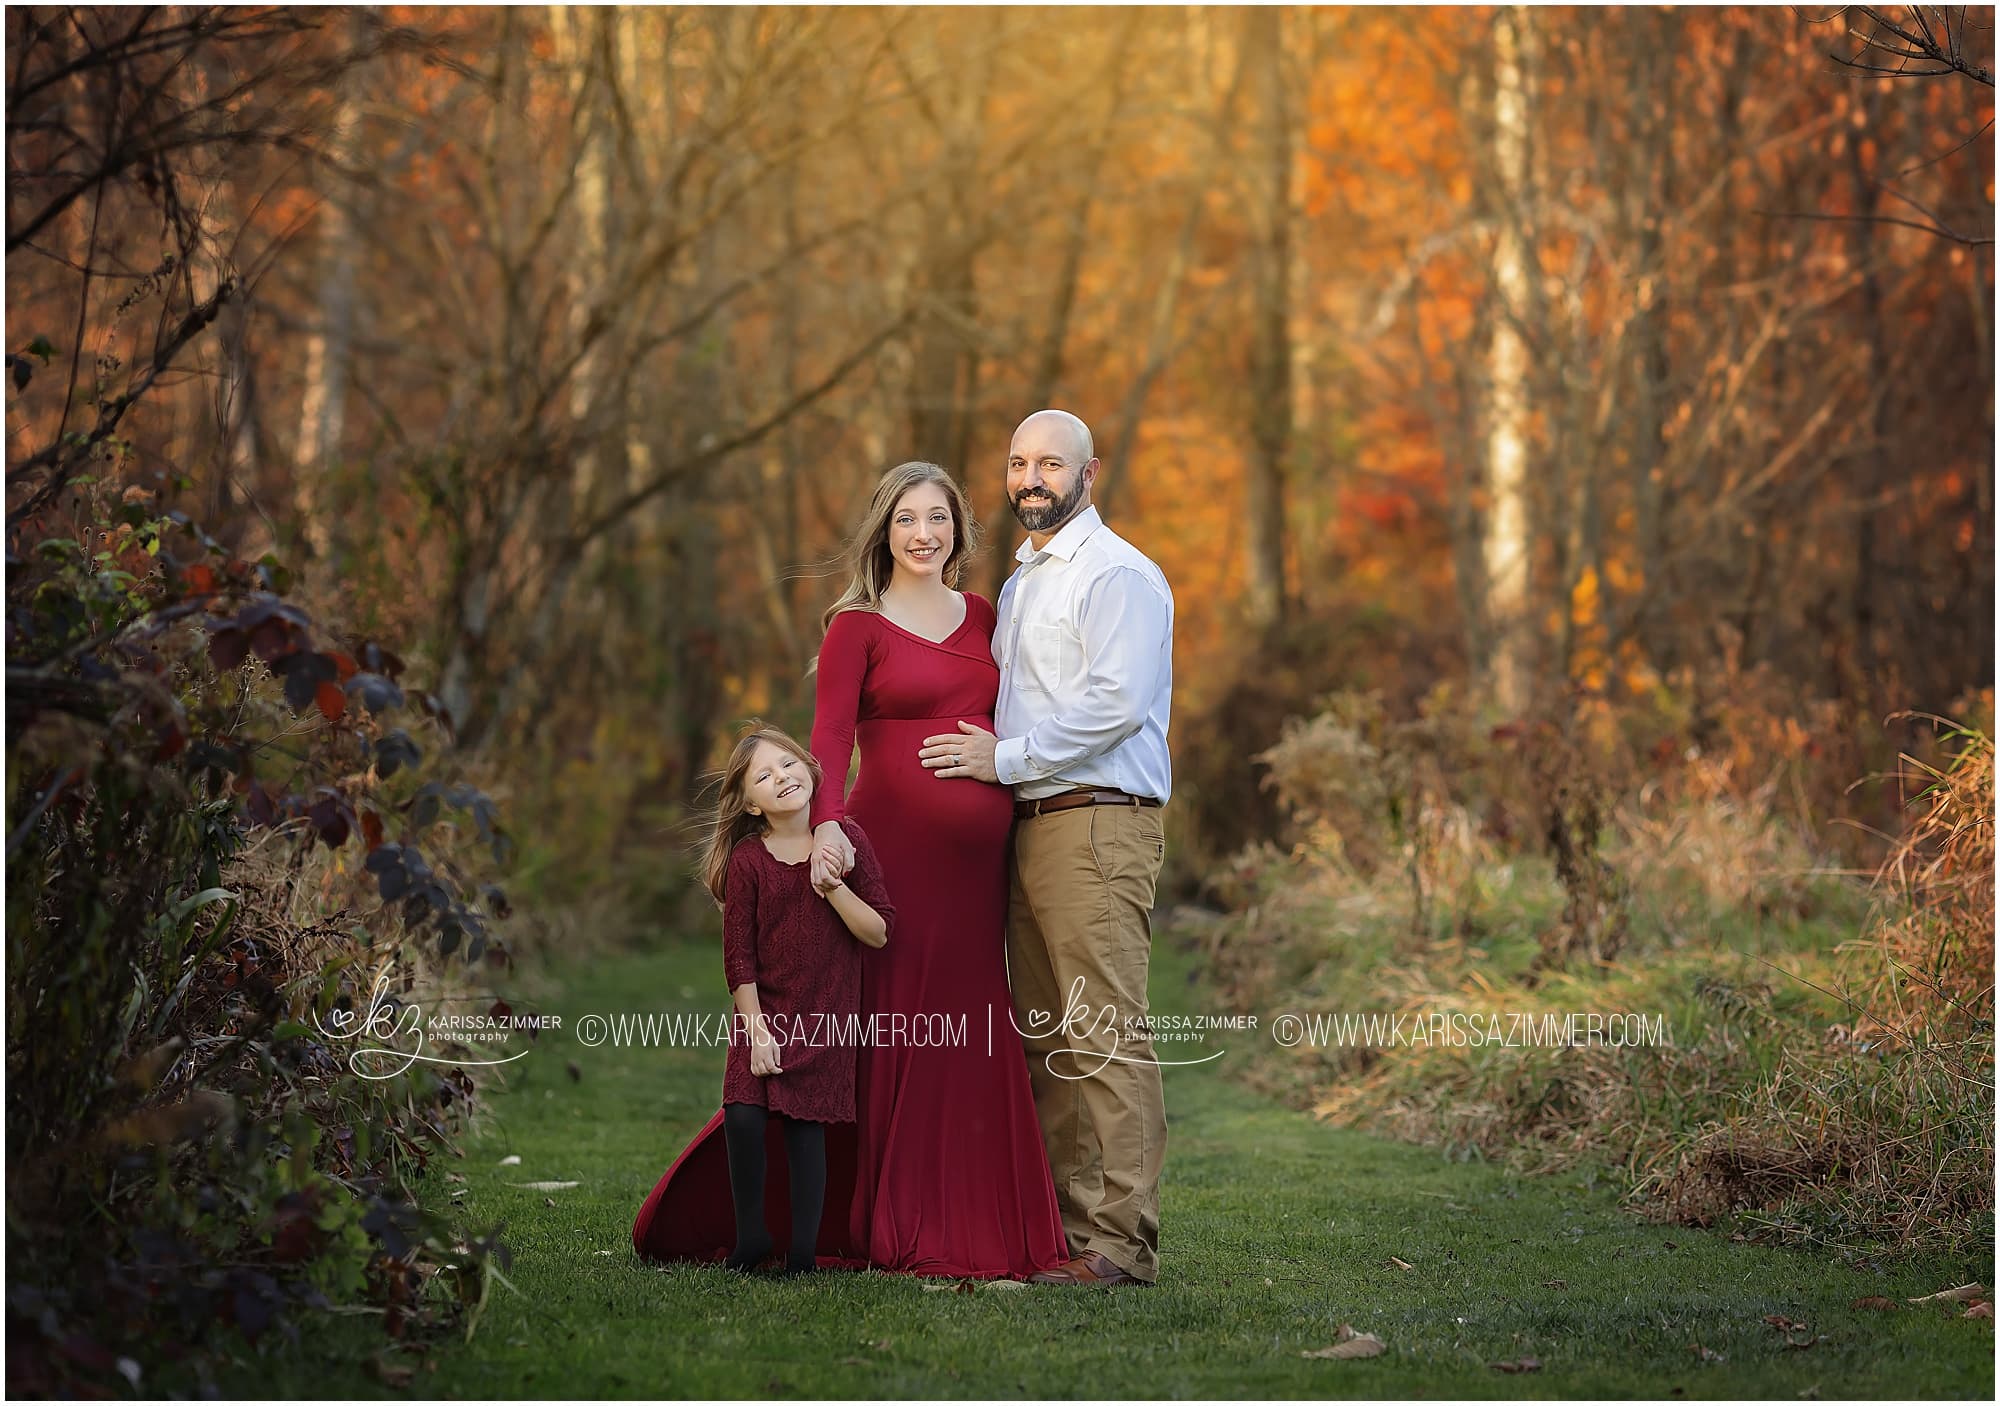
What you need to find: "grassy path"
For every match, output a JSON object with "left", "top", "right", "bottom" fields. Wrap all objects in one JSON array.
[{"left": 236, "top": 931, "right": 1992, "bottom": 1398}]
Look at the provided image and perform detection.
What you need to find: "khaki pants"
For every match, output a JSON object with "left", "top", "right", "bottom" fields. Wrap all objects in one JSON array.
[{"left": 1005, "top": 802, "right": 1168, "bottom": 1282}]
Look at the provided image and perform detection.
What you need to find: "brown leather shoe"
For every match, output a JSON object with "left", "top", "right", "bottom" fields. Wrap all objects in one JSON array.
[{"left": 1026, "top": 1251, "right": 1151, "bottom": 1287}]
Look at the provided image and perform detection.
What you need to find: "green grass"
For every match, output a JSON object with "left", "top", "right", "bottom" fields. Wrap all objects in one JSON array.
[{"left": 217, "top": 930, "right": 1994, "bottom": 1398}]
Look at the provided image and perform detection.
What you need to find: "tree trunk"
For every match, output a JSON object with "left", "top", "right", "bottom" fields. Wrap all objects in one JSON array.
[
  {"left": 291, "top": 9, "right": 364, "bottom": 572},
  {"left": 548, "top": 4, "right": 626, "bottom": 521},
  {"left": 1097, "top": 23, "right": 1249, "bottom": 528},
  {"left": 436, "top": 9, "right": 532, "bottom": 744},
  {"left": 503, "top": 3, "right": 630, "bottom": 721},
  {"left": 1481, "top": 4, "right": 1535, "bottom": 716},
  {"left": 905, "top": 22, "right": 998, "bottom": 474},
  {"left": 1242, "top": 3, "right": 1292, "bottom": 630},
  {"left": 1628, "top": 4, "right": 1678, "bottom": 676},
  {"left": 1843, "top": 80, "right": 1890, "bottom": 707}
]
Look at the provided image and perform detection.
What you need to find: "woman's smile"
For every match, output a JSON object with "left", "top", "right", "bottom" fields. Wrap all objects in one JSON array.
[{"left": 887, "top": 482, "right": 955, "bottom": 576}]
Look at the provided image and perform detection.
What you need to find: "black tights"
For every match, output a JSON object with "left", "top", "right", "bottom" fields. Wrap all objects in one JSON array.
[{"left": 721, "top": 1102, "right": 825, "bottom": 1273}]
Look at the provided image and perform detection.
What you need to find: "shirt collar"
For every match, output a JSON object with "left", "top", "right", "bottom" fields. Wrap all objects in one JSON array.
[{"left": 1014, "top": 503, "right": 1104, "bottom": 565}]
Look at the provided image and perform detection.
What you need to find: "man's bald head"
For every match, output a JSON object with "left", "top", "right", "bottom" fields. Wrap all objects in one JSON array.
[
  {"left": 1006, "top": 409, "right": 1099, "bottom": 540},
  {"left": 1012, "top": 409, "right": 1094, "bottom": 467}
]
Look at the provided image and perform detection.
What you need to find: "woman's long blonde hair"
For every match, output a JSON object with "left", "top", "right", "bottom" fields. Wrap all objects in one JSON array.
[
  {"left": 816, "top": 461, "right": 983, "bottom": 643},
  {"left": 698, "top": 722, "right": 824, "bottom": 907}
]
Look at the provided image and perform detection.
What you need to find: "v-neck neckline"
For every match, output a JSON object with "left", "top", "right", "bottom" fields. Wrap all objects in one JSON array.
[{"left": 875, "top": 592, "right": 970, "bottom": 647}]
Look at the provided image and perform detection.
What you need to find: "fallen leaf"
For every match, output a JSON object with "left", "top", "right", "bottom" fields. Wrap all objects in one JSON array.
[
  {"left": 1386, "top": 1257, "right": 1414, "bottom": 1271},
  {"left": 1852, "top": 1296, "right": 1896, "bottom": 1311},
  {"left": 981, "top": 1278, "right": 1026, "bottom": 1292},
  {"left": 508, "top": 1181, "right": 580, "bottom": 1190},
  {"left": 1910, "top": 1283, "right": 1985, "bottom": 1304},
  {"left": 1690, "top": 1342, "right": 1725, "bottom": 1363},
  {"left": 498, "top": 1154, "right": 521, "bottom": 1166},
  {"left": 1964, "top": 1300, "right": 1992, "bottom": 1320},
  {"left": 1544, "top": 1279, "right": 1568, "bottom": 1290},
  {"left": 1490, "top": 1356, "right": 1541, "bottom": 1373},
  {"left": 368, "top": 1355, "right": 415, "bottom": 1388},
  {"left": 1302, "top": 1324, "right": 1386, "bottom": 1360},
  {"left": 1761, "top": 1314, "right": 1823, "bottom": 1349},
  {"left": 544, "top": 1197, "right": 555, "bottom": 1208}
]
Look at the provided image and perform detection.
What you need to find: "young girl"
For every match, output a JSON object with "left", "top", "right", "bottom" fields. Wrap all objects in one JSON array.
[{"left": 699, "top": 723, "right": 893, "bottom": 1274}]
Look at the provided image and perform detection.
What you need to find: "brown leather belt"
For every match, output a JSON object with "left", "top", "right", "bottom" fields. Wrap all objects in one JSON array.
[{"left": 1014, "top": 787, "right": 1163, "bottom": 819}]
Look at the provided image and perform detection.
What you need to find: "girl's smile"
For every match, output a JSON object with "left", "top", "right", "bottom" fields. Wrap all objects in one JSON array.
[{"left": 744, "top": 740, "right": 814, "bottom": 822}]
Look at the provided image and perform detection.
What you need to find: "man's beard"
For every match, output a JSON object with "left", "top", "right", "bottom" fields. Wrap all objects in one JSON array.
[{"left": 1010, "top": 475, "right": 1087, "bottom": 534}]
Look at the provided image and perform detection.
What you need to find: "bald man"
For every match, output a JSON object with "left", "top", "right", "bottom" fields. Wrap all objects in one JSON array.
[{"left": 918, "top": 409, "right": 1175, "bottom": 1287}]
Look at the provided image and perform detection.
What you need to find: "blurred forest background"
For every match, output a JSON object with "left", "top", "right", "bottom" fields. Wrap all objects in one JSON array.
[
  {"left": 5, "top": 5, "right": 1994, "bottom": 1392},
  {"left": 10, "top": 2, "right": 1994, "bottom": 872}
]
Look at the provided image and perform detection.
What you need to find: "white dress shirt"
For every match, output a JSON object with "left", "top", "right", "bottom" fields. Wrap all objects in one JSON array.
[{"left": 991, "top": 503, "right": 1174, "bottom": 803}]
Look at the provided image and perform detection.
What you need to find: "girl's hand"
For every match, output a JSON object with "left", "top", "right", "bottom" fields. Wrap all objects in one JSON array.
[
  {"left": 809, "top": 842, "right": 845, "bottom": 892},
  {"left": 749, "top": 1018, "right": 783, "bottom": 1077},
  {"left": 810, "top": 820, "right": 855, "bottom": 887}
]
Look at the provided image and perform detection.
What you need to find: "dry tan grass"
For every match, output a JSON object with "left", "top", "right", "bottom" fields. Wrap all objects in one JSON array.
[
  {"left": 1198, "top": 696, "right": 1994, "bottom": 1254},
  {"left": 1848, "top": 718, "right": 1994, "bottom": 1041},
  {"left": 1610, "top": 757, "right": 1830, "bottom": 937}
]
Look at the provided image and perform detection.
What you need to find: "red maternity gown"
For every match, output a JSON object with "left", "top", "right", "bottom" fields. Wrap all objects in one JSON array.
[{"left": 631, "top": 592, "right": 1068, "bottom": 1278}]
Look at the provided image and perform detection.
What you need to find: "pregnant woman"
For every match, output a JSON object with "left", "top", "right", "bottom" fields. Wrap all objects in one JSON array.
[
  {"left": 805, "top": 461, "right": 1067, "bottom": 1278},
  {"left": 632, "top": 461, "right": 1066, "bottom": 1278}
]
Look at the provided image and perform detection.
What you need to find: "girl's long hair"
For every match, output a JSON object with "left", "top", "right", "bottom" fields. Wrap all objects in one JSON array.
[
  {"left": 698, "top": 722, "right": 824, "bottom": 907},
  {"left": 815, "top": 461, "right": 983, "bottom": 651}
]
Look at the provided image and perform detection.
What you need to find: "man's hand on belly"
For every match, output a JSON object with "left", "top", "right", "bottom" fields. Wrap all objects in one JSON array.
[{"left": 919, "top": 720, "right": 1000, "bottom": 784}]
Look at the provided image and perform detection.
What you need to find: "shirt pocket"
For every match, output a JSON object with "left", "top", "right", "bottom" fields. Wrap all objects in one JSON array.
[{"left": 1014, "top": 622, "right": 1071, "bottom": 694}]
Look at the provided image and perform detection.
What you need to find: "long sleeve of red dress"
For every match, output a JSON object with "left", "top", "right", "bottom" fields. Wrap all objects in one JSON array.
[
  {"left": 809, "top": 612, "right": 869, "bottom": 829},
  {"left": 720, "top": 842, "right": 760, "bottom": 991}
]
